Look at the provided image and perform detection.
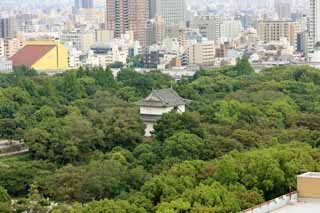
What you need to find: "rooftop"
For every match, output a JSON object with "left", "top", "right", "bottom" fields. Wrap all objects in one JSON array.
[
  {"left": 298, "top": 172, "right": 320, "bottom": 178},
  {"left": 272, "top": 198, "right": 320, "bottom": 213},
  {"left": 136, "top": 88, "right": 189, "bottom": 107},
  {"left": 10, "top": 45, "right": 55, "bottom": 68},
  {"left": 242, "top": 172, "right": 320, "bottom": 213}
]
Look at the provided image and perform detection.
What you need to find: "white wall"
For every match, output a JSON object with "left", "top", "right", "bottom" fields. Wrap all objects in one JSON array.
[
  {"left": 145, "top": 122, "right": 154, "bottom": 137},
  {"left": 141, "top": 106, "right": 174, "bottom": 115}
]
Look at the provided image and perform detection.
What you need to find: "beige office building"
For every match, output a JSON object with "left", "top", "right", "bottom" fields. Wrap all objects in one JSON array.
[
  {"left": 187, "top": 41, "right": 215, "bottom": 66},
  {"left": 257, "top": 20, "right": 300, "bottom": 46},
  {"left": 95, "top": 29, "right": 114, "bottom": 43}
]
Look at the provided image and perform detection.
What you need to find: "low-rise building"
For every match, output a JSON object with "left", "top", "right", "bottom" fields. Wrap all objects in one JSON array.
[
  {"left": 0, "top": 57, "right": 12, "bottom": 73},
  {"left": 60, "top": 30, "right": 95, "bottom": 52},
  {"left": 10, "top": 40, "right": 69, "bottom": 72},
  {"left": 0, "top": 38, "right": 24, "bottom": 58},
  {"left": 136, "top": 88, "right": 189, "bottom": 136},
  {"left": 144, "top": 52, "right": 161, "bottom": 69},
  {"left": 86, "top": 33, "right": 140, "bottom": 68}
]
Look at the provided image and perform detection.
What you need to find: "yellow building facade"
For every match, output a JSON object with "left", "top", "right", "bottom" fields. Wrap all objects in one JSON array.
[
  {"left": 11, "top": 40, "right": 69, "bottom": 72},
  {"left": 26, "top": 41, "right": 69, "bottom": 71}
]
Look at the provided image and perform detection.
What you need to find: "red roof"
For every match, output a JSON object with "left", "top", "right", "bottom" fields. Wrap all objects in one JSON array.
[{"left": 10, "top": 45, "right": 55, "bottom": 68}]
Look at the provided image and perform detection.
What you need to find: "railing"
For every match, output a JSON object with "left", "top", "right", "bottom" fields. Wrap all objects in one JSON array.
[
  {"left": 0, "top": 140, "right": 29, "bottom": 157},
  {"left": 0, "top": 148, "right": 29, "bottom": 157},
  {"left": 241, "top": 192, "right": 298, "bottom": 213}
]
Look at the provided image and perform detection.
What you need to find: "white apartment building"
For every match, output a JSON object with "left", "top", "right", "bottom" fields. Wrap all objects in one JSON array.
[
  {"left": 0, "top": 57, "right": 13, "bottom": 73},
  {"left": 0, "top": 38, "right": 24, "bottom": 58},
  {"left": 220, "top": 20, "right": 243, "bottom": 41},
  {"left": 68, "top": 48, "right": 82, "bottom": 68},
  {"left": 191, "top": 15, "right": 223, "bottom": 43},
  {"left": 87, "top": 51, "right": 114, "bottom": 68},
  {"left": 187, "top": 40, "right": 215, "bottom": 66},
  {"left": 86, "top": 33, "right": 140, "bottom": 68},
  {"left": 60, "top": 30, "right": 95, "bottom": 52},
  {"left": 309, "top": 0, "right": 320, "bottom": 53}
]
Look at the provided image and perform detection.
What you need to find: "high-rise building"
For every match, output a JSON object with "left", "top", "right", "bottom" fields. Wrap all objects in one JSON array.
[
  {"left": 75, "top": 0, "right": 81, "bottom": 11},
  {"left": 220, "top": 20, "right": 243, "bottom": 41},
  {"left": 82, "top": 0, "right": 94, "bottom": 8},
  {"left": 0, "top": 17, "right": 16, "bottom": 39},
  {"left": 157, "top": 0, "right": 186, "bottom": 27},
  {"left": 106, "top": 0, "right": 149, "bottom": 50},
  {"left": 309, "top": 0, "right": 320, "bottom": 52},
  {"left": 275, "top": 0, "right": 292, "bottom": 20},
  {"left": 75, "top": 0, "right": 94, "bottom": 12},
  {"left": 145, "top": 16, "right": 166, "bottom": 48},
  {"left": 149, "top": 0, "right": 157, "bottom": 19},
  {"left": 191, "top": 15, "right": 223, "bottom": 43}
]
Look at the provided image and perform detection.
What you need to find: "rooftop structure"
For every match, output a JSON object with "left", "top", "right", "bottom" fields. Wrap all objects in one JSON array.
[{"left": 136, "top": 88, "right": 189, "bottom": 136}]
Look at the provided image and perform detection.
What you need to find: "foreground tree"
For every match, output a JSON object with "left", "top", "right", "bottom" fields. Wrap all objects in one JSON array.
[{"left": 0, "top": 186, "right": 13, "bottom": 213}]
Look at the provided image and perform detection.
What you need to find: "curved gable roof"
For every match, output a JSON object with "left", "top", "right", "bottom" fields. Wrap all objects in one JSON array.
[{"left": 136, "top": 88, "right": 189, "bottom": 107}]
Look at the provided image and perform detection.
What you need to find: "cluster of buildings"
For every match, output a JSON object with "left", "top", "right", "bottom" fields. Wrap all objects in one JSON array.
[{"left": 1, "top": 0, "right": 320, "bottom": 74}]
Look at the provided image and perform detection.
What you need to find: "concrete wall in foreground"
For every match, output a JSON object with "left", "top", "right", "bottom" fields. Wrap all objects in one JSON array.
[{"left": 241, "top": 193, "right": 298, "bottom": 213}]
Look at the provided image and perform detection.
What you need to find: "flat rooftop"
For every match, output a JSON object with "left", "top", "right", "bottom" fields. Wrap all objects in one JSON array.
[
  {"left": 272, "top": 199, "right": 320, "bottom": 213},
  {"left": 298, "top": 172, "right": 320, "bottom": 178}
]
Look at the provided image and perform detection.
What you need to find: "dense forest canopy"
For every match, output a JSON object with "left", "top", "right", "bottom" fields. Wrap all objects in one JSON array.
[{"left": 1, "top": 61, "right": 320, "bottom": 212}]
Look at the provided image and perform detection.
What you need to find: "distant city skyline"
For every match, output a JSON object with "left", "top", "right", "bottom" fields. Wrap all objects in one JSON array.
[{"left": 0, "top": 0, "right": 319, "bottom": 73}]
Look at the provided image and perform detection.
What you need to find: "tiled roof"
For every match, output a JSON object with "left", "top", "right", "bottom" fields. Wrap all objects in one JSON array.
[
  {"left": 136, "top": 88, "right": 189, "bottom": 107},
  {"left": 10, "top": 45, "right": 55, "bottom": 68}
]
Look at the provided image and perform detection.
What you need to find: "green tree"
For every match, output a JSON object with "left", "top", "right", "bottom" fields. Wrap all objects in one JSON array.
[
  {"left": 84, "top": 199, "right": 146, "bottom": 213},
  {"left": 153, "top": 112, "right": 204, "bottom": 142},
  {"left": 60, "top": 72, "right": 83, "bottom": 101},
  {"left": 162, "top": 133, "right": 205, "bottom": 161},
  {"left": 98, "top": 107, "right": 145, "bottom": 151},
  {"left": 95, "top": 67, "right": 116, "bottom": 88},
  {"left": 0, "top": 186, "right": 12, "bottom": 213},
  {"left": 235, "top": 57, "right": 254, "bottom": 76}
]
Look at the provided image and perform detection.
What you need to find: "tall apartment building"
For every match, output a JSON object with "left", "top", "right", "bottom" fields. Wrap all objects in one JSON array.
[
  {"left": 75, "top": 0, "right": 94, "bottom": 12},
  {"left": 149, "top": 0, "right": 157, "bottom": 19},
  {"left": 82, "top": 0, "right": 94, "bottom": 8},
  {"left": 0, "top": 17, "right": 16, "bottom": 39},
  {"left": 106, "top": 0, "right": 149, "bottom": 50},
  {"left": 187, "top": 41, "right": 215, "bottom": 66},
  {"left": 275, "top": 0, "right": 291, "bottom": 20},
  {"left": 220, "top": 20, "right": 243, "bottom": 41},
  {"left": 191, "top": 15, "right": 223, "bottom": 43},
  {"left": 257, "top": 20, "right": 300, "bottom": 46},
  {"left": 309, "top": 0, "right": 320, "bottom": 53},
  {"left": 145, "top": 16, "right": 165, "bottom": 48},
  {"left": 157, "top": 0, "right": 186, "bottom": 27}
]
